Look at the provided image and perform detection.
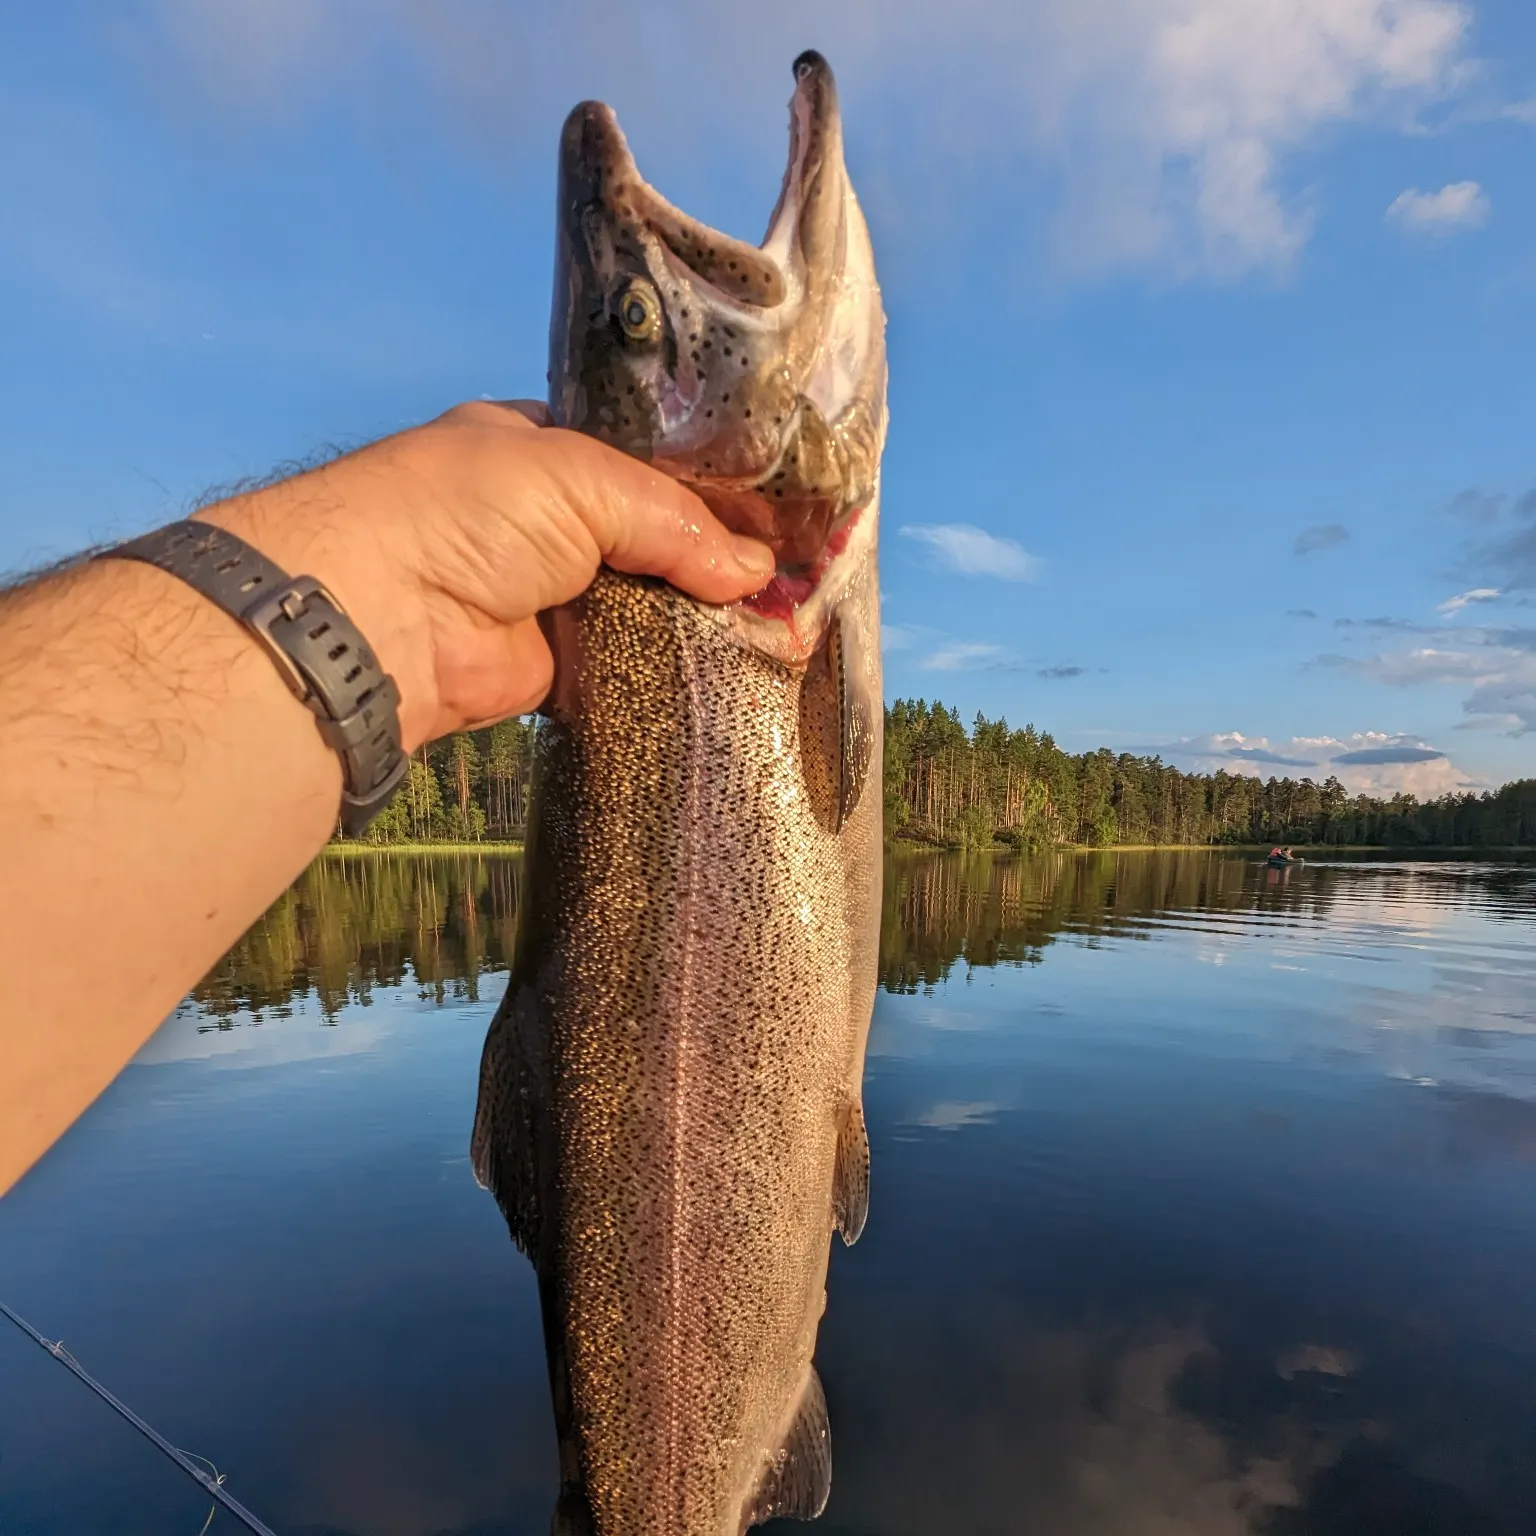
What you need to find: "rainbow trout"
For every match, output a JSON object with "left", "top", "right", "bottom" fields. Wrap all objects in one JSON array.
[{"left": 471, "top": 50, "right": 886, "bottom": 1536}]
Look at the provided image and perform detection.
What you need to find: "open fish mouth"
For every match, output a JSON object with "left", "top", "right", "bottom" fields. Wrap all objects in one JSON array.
[{"left": 549, "top": 50, "right": 888, "bottom": 651}]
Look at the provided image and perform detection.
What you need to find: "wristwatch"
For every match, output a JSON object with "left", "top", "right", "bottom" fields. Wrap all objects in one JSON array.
[{"left": 100, "top": 519, "right": 409, "bottom": 837}]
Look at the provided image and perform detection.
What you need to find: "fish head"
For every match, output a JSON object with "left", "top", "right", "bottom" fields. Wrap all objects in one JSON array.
[{"left": 549, "top": 50, "right": 887, "bottom": 661}]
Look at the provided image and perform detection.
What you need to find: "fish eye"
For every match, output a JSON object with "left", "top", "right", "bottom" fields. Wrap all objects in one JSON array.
[{"left": 613, "top": 278, "right": 662, "bottom": 344}]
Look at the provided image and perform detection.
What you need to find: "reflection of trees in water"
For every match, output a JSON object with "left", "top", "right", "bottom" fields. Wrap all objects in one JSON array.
[
  {"left": 193, "top": 854, "right": 525, "bottom": 1020},
  {"left": 879, "top": 849, "right": 1361, "bottom": 993},
  {"left": 196, "top": 850, "right": 1524, "bottom": 1016}
]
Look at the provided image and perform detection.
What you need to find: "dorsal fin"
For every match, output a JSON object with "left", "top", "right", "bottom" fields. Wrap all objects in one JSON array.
[{"left": 744, "top": 1368, "right": 833, "bottom": 1529}]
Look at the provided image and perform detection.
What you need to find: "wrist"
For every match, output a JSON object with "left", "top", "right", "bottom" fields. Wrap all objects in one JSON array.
[{"left": 192, "top": 476, "right": 443, "bottom": 752}]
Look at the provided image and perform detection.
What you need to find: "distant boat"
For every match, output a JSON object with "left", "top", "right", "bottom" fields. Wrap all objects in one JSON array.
[{"left": 1266, "top": 853, "right": 1302, "bottom": 867}]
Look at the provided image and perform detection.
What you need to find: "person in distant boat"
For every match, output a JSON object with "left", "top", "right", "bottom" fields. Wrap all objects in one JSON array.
[{"left": 0, "top": 402, "right": 777, "bottom": 1198}]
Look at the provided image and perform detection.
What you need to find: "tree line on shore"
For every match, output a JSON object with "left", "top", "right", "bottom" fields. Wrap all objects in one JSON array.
[
  {"left": 882, "top": 700, "right": 1536, "bottom": 849},
  {"left": 344, "top": 701, "right": 1536, "bottom": 850}
]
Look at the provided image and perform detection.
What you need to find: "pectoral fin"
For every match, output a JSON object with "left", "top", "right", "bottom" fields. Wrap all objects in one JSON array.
[
  {"left": 470, "top": 985, "right": 544, "bottom": 1258},
  {"left": 745, "top": 1368, "right": 833, "bottom": 1528},
  {"left": 829, "top": 604, "right": 876, "bottom": 833},
  {"left": 833, "top": 1098, "right": 870, "bottom": 1245}
]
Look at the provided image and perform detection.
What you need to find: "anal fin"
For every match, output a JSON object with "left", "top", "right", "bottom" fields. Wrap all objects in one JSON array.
[
  {"left": 745, "top": 1368, "right": 832, "bottom": 1529},
  {"left": 833, "top": 1099, "right": 870, "bottom": 1245}
]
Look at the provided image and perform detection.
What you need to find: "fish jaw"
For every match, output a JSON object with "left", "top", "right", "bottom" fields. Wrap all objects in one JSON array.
[
  {"left": 548, "top": 51, "right": 887, "bottom": 662},
  {"left": 548, "top": 100, "right": 790, "bottom": 467}
]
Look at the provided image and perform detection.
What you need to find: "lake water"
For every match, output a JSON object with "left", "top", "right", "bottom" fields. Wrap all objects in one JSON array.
[{"left": 4, "top": 849, "right": 1536, "bottom": 1535}]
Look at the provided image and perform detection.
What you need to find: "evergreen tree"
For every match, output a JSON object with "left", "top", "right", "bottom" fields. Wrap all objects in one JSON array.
[{"left": 333, "top": 695, "right": 1536, "bottom": 850}]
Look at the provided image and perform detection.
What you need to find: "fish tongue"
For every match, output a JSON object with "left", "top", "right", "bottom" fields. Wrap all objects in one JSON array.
[{"left": 743, "top": 570, "right": 817, "bottom": 621}]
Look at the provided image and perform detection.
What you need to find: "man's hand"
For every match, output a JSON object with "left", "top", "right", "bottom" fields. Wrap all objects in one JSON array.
[{"left": 197, "top": 400, "right": 774, "bottom": 748}]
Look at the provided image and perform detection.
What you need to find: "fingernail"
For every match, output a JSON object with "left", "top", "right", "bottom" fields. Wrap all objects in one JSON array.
[{"left": 731, "top": 537, "right": 775, "bottom": 580}]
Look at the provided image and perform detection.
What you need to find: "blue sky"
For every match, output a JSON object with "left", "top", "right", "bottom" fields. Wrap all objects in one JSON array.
[{"left": 3, "top": 1, "right": 1535, "bottom": 796}]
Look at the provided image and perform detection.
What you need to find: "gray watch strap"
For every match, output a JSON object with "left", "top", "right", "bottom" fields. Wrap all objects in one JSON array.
[{"left": 101, "top": 520, "right": 409, "bottom": 837}]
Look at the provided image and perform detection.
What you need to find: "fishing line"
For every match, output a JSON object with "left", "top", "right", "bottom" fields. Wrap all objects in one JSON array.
[{"left": 0, "top": 1298, "right": 278, "bottom": 1536}]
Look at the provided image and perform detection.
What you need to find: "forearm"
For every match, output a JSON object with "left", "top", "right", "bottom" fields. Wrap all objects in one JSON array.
[
  {"left": 0, "top": 402, "right": 772, "bottom": 1197},
  {"left": 0, "top": 555, "right": 341, "bottom": 1193}
]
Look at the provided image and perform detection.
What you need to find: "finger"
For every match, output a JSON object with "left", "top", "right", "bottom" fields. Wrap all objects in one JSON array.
[{"left": 539, "top": 428, "right": 775, "bottom": 605}]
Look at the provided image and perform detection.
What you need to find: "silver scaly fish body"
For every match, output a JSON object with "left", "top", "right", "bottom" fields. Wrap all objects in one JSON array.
[{"left": 472, "top": 50, "right": 886, "bottom": 1536}]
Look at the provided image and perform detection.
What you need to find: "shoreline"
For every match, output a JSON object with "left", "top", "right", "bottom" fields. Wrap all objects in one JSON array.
[
  {"left": 322, "top": 839, "right": 1531, "bottom": 857},
  {"left": 891, "top": 840, "right": 1536, "bottom": 855},
  {"left": 324, "top": 841, "right": 524, "bottom": 855}
]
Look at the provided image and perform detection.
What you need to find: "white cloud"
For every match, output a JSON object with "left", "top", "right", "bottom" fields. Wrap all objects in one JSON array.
[
  {"left": 136, "top": 0, "right": 1476, "bottom": 282},
  {"left": 910, "top": 1101, "right": 1001, "bottom": 1131},
  {"left": 900, "top": 524, "right": 1039, "bottom": 581},
  {"left": 1386, "top": 180, "right": 1491, "bottom": 233},
  {"left": 1327, "top": 623, "right": 1536, "bottom": 735},
  {"left": 1463, "top": 675, "right": 1536, "bottom": 734},
  {"left": 1345, "top": 645, "right": 1493, "bottom": 687},
  {"left": 1152, "top": 729, "right": 1477, "bottom": 796},
  {"left": 1438, "top": 587, "right": 1502, "bottom": 614},
  {"left": 1167, "top": 731, "right": 1323, "bottom": 769},
  {"left": 922, "top": 641, "right": 1006, "bottom": 673},
  {"left": 1033, "top": 0, "right": 1473, "bottom": 278}
]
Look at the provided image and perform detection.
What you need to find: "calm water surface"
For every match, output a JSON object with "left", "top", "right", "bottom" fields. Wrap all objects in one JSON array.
[{"left": 4, "top": 849, "right": 1536, "bottom": 1534}]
